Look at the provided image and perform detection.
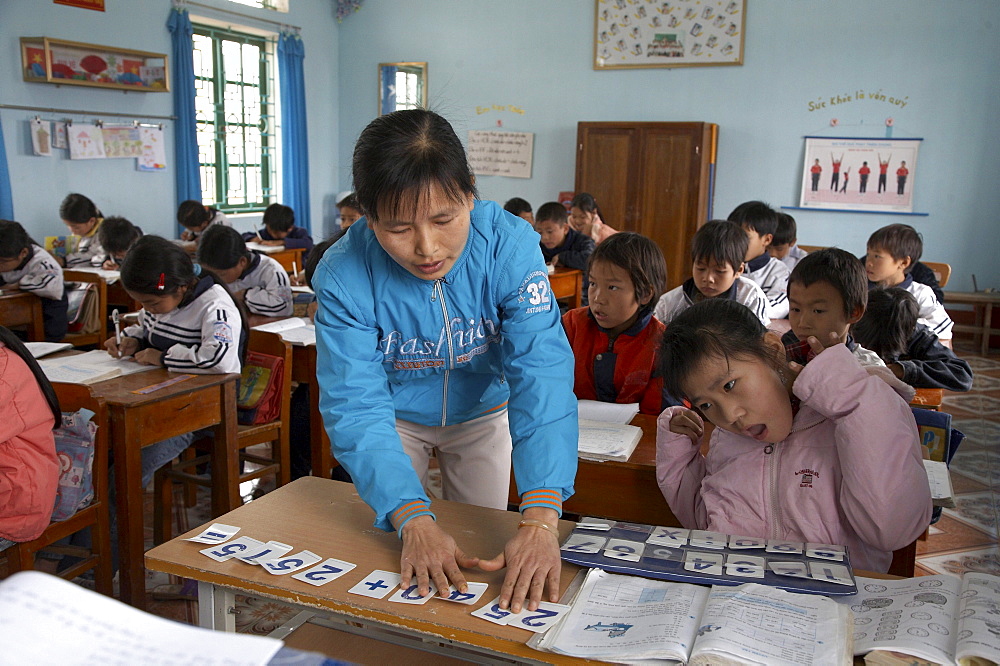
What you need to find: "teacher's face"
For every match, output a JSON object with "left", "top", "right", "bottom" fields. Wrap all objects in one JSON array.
[{"left": 369, "top": 183, "right": 473, "bottom": 281}]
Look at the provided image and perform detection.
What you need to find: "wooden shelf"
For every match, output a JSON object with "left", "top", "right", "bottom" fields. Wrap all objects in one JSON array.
[{"left": 21, "top": 37, "right": 169, "bottom": 92}]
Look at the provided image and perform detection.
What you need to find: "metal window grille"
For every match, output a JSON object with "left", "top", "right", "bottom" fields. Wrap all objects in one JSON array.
[{"left": 192, "top": 25, "right": 276, "bottom": 214}]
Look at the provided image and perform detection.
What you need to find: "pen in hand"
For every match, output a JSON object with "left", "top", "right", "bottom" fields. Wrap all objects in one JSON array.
[
  {"left": 292, "top": 261, "right": 299, "bottom": 282},
  {"left": 112, "top": 309, "right": 122, "bottom": 358}
]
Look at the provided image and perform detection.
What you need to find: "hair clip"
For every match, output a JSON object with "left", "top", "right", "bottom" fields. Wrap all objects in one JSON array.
[{"left": 157, "top": 272, "right": 166, "bottom": 290}]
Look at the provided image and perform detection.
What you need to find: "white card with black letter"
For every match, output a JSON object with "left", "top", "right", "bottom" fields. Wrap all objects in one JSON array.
[
  {"left": 388, "top": 582, "right": 437, "bottom": 605},
  {"left": 348, "top": 570, "right": 400, "bottom": 599},
  {"left": 292, "top": 558, "right": 357, "bottom": 587},
  {"left": 184, "top": 523, "right": 239, "bottom": 544}
]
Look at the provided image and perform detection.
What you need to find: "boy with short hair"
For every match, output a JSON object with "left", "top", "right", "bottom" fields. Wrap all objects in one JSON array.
[
  {"left": 728, "top": 200, "right": 791, "bottom": 319},
  {"left": 782, "top": 248, "right": 884, "bottom": 368},
  {"left": 654, "top": 219, "right": 770, "bottom": 326},
  {"left": 535, "top": 201, "right": 594, "bottom": 271},
  {"left": 769, "top": 212, "right": 808, "bottom": 271},
  {"left": 504, "top": 197, "right": 534, "bottom": 225},
  {"left": 865, "top": 223, "right": 952, "bottom": 343},
  {"left": 243, "top": 203, "right": 315, "bottom": 257},
  {"left": 97, "top": 216, "right": 143, "bottom": 269}
]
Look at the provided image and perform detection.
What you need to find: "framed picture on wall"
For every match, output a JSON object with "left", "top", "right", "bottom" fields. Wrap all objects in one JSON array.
[
  {"left": 593, "top": 0, "right": 745, "bottom": 70},
  {"left": 798, "top": 137, "right": 922, "bottom": 214}
]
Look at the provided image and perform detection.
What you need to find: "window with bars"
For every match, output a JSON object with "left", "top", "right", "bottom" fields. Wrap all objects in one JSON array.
[
  {"left": 192, "top": 25, "right": 276, "bottom": 214},
  {"left": 228, "top": 0, "right": 289, "bottom": 12}
]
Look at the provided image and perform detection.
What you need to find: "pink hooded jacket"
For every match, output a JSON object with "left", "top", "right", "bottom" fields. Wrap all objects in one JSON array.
[{"left": 655, "top": 344, "right": 931, "bottom": 573}]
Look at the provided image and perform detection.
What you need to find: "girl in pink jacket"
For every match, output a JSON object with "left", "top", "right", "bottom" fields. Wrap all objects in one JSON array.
[{"left": 655, "top": 298, "right": 931, "bottom": 573}]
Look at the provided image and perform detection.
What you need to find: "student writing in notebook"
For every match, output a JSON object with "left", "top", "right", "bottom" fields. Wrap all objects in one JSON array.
[
  {"left": 0, "top": 220, "right": 68, "bottom": 342},
  {"left": 58, "top": 193, "right": 105, "bottom": 268},
  {"left": 242, "top": 203, "right": 314, "bottom": 258},
  {"left": 98, "top": 216, "right": 143, "bottom": 270},
  {"left": 312, "top": 109, "right": 576, "bottom": 613},
  {"left": 654, "top": 298, "right": 931, "bottom": 572},
  {"left": 176, "top": 200, "right": 229, "bottom": 245}
]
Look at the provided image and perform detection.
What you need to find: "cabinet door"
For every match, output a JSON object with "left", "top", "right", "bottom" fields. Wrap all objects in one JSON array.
[{"left": 574, "top": 125, "right": 639, "bottom": 231}]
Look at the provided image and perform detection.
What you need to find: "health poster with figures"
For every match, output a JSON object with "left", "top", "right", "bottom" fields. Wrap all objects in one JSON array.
[{"left": 594, "top": 0, "right": 745, "bottom": 69}]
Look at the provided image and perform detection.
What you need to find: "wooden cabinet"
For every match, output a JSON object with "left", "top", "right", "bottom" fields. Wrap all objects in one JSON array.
[{"left": 575, "top": 122, "right": 717, "bottom": 290}]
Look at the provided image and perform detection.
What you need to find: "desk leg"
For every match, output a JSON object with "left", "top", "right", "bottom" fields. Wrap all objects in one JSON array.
[
  {"left": 984, "top": 301, "right": 994, "bottom": 356},
  {"left": 198, "top": 582, "right": 236, "bottom": 632},
  {"left": 111, "top": 407, "right": 147, "bottom": 610},
  {"left": 210, "top": 380, "right": 241, "bottom": 516},
  {"left": 308, "top": 360, "right": 332, "bottom": 479}
]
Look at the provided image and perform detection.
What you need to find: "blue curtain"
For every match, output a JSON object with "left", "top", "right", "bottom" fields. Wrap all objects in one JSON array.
[
  {"left": 278, "top": 33, "right": 311, "bottom": 232},
  {"left": 0, "top": 114, "right": 13, "bottom": 219},
  {"left": 380, "top": 65, "right": 397, "bottom": 116},
  {"left": 168, "top": 8, "right": 202, "bottom": 206}
]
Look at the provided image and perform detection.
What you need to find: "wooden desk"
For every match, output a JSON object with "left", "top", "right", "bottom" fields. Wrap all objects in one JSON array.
[
  {"left": 945, "top": 290, "right": 1000, "bottom": 355},
  {"left": 0, "top": 291, "right": 45, "bottom": 341},
  {"left": 146, "top": 477, "right": 585, "bottom": 664},
  {"left": 267, "top": 247, "right": 306, "bottom": 274},
  {"left": 911, "top": 388, "right": 944, "bottom": 411},
  {"left": 549, "top": 268, "right": 583, "bottom": 310},
  {"left": 291, "top": 343, "right": 336, "bottom": 479},
  {"left": 86, "top": 369, "right": 240, "bottom": 610}
]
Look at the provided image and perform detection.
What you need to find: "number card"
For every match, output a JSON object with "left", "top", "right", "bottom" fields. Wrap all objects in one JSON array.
[
  {"left": 292, "top": 558, "right": 358, "bottom": 587},
  {"left": 728, "top": 535, "right": 766, "bottom": 550},
  {"left": 577, "top": 517, "right": 613, "bottom": 531},
  {"left": 724, "top": 554, "right": 765, "bottom": 579},
  {"left": 184, "top": 523, "right": 239, "bottom": 544},
  {"left": 561, "top": 533, "right": 607, "bottom": 554},
  {"left": 766, "top": 539, "right": 804, "bottom": 555},
  {"left": 805, "top": 543, "right": 845, "bottom": 561},
  {"left": 388, "top": 582, "right": 437, "bottom": 605},
  {"left": 472, "top": 598, "right": 517, "bottom": 626},
  {"left": 768, "top": 561, "right": 811, "bottom": 579},
  {"left": 644, "top": 546, "right": 682, "bottom": 563},
  {"left": 647, "top": 527, "right": 689, "bottom": 547},
  {"left": 689, "top": 530, "right": 727, "bottom": 549},
  {"left": 234, "top": 540, "right": 293, "bottom": 565},
  {"left": 441, "top": 582, "right": 489, "bottom": 605},
  {"left": 808, "top": 562, "right": 854, "bottom": 586},
  {"left": 261, "top": 550, "right": 322, "bottom": 576},
  {"left": 201, "top": 536, "right": 264, "bottom": 562},
  {"left": 504, "top": 602, "right": 571, "bottom": 633},
  {"left": 348, "top": 570, "right": 401, "bottom": 599},
  {"left": 603, "top": 538, "right": 643, "bottom": 562},
  {"left": 683, "top": 550, "right": 724, "bottom": 576}
]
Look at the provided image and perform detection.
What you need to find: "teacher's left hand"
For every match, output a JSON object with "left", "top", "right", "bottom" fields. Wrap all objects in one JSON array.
[{"left": 478, "top": 507, "right": 561, "bottom": 613}]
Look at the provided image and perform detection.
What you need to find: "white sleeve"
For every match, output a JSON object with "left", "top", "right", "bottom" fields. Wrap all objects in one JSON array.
[
  {"left": 163, "top": 302, "right": 243, "bottom": 374},
  {"left": 243, "top": 259, "right": 293, "bottom": 317},
  {"left": 914, "top": 288, "right": 953, "bottom": 341},
  {"left": 18, "top": 256, "right": 64, "bottom": 301}
]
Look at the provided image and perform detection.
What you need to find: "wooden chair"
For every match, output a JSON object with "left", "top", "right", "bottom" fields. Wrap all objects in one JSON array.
[
  {"left": 4, "top": 383, "right": 114, "bottom": 596},
  {"left": 63, "top": 270, "right": 109, "bottom": 348},
  {"left": 922, "top": 261, "right": 951, "bottom": 288},
  {"left": 153, "top": 329, "right": 293, "bottom": 543}
]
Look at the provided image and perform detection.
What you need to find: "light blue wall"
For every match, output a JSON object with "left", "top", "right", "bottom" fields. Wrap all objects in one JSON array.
[
  {"left": 0, "top": 0, "right": 340, "bottom": 240},
  {"left": 338, "top": 0, "right": 1000, "bottom": 292}
]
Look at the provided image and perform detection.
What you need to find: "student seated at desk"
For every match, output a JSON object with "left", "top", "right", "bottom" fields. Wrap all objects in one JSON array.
[
  {"left": 177, "top": 200, "right": 230, "bottom": 245},
  {"left": 768, "top": 212, "right": 808, "bottom": 272},
  {"left": 853, "top": 287, "right": 973, "bottom": 392},
  {"left": 0, "top": 220, "right": 68, "bottom": 342},
  {"left": 563, "top": 232, "right": 666, "bottom": 415},
  {"left": 728, "top": 201, "right": 791, "bottom": 319},
  {"left": 536, "top": 201, "right": 594, "bottom": 271},
  {"left": 97, "top": 216, "right": 143, "bottom": 270},
  {"left": 655, "top": 298, "right": 932, "bottom": 573},
  {"left": 58, "top": 193, "right": 105, "bottom": 268},
  {"left": 569, "top": 192, "right": 617, "bottom": 245},
  {"left": 242, "top": 203, "right": 314, "bottom": 258},
  {"left": 197, "top": 225, "right": 293, "bottom": 320},
  {"left": 0, "top": 326, "right": 60, "bottom": 553},
  {"left": 654, "top": 219, "right": 770, "bottom": 327},
  {"left": 104, "top": 236, "right": 246, "bottom": 487},
  {"left": 503, "top": 197, "right": 534, "bottom": 225}
]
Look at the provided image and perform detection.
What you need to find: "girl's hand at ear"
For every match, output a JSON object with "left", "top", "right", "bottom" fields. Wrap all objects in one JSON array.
[
  {"left": 668, "top": 408, "right": 704, "bottom": 443},
  {"left": 786, "top": 334, "right": 836, "bottom": 391}
]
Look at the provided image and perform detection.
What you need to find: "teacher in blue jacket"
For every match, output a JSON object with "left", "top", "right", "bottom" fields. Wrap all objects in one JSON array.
[{"left": 312, "top": 110, "right": 578, "bottom": 613}]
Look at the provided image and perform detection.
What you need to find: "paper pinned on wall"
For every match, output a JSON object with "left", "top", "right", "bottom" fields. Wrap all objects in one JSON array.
[
  {"left": 467, "top": 130, "right": 533, "bottom": 179},
  {"left": 68, "top": 124, "right": 106, "bottom": 160},
  {"left": 102, "top": 127, "right": 144, "bottom": 158},
  {"left": 52, "top": 122, "right": 68, "bottom": 149},
  {"left": 30, "top": 119, "right": 52, "bottom": 157},
  {"left": 137, "top": 126, "right": 166, "bottom": 172}
]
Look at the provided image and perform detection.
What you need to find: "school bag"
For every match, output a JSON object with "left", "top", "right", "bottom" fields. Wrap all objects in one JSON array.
[
  {"left": 236, "top": 350, "right": 284, "bottom": 425},
  {"left": 51, "top": 408, "right": 98, "bottom": 522}
]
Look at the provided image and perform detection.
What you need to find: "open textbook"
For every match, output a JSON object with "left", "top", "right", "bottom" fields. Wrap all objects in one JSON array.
[
  {"left": 531, "top": 567, "right": 852, "bottom": 665},
  {"left": 38, "top": 349, "right": 158, "bottom": 385},
  {"left": 578, "top": 419, "right": 643, "bottom": 462},
  {"left": 835, "top": 573, "right": 1000, "bottom": 665},
  {"left": 0, "top": 571, "right": 282, "bottom": 665},
  {"left": 252, "top": 317, "right": 316, "bottom": 346},
  {"left": 578, "top": 399, "right": 640, "bottom": 424}
]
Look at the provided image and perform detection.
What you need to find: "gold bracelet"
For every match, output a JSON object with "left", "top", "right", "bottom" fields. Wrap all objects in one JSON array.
[{"left": 518, "top": 519, "right": 559, "bottom": 538}]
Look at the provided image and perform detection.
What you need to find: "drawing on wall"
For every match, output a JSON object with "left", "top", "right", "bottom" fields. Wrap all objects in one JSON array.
[
  {"left": 137, "top": 126, "right": 167, "bottom": 172},
  {"left": 52, "top": 122, "right": 68, "bottom": 149},
  {"left": 68, "top": 124, "right": 106, "bottom": 160},
  {"left": 30, "top": 119, "right": 52, "bottom": 156},
  {"left": 799, "top": 137, "right": 922, "bottom": 214},
  {"left": 101, "top": 127, "right": 144, "bottom": 158},
  {"left": 594, "top": 0, "right": 745, "bottom": 70}
]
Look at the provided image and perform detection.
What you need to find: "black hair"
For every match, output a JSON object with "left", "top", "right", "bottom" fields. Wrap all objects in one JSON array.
[
  {"left": 263, "top": 203, "right": 295, "bottom": 233},
  {"left": 727, "top": 200, "right": 779, "bottom": 237},
  {"left": 98, "top": 216, "right": 143, "bottom": 256},
  {"left": 120, "top": 235, "right": 248, "bottom": 362},
  {"left": 0, "top": 325, "right": 61, "bottom": 427},
  {"left": 691, "top": 220, "right": 747, "bottom": 272},
  {"left": 657, "top": 298, "right": 783, "bottom": 404},
  {"left": 196, "top": 224, "right": 251, "bottom": 271},
  {"left": 304, "top": 238, "right": 337, "bottom": 289},
  {"left": 59, "top": 193, "right": 101, "bottom": 225},
  {"left": 773, "top": 212, "right": 797, "bottom": 246},
  {"left": 337, "top": 193, "right": 360, "bottom": 210},
  {"left": 570, "top": 192, "right": 606, "bottom": 221},
  {"left": 535, "top": 202, "right": 569, "bottom": 225},
  {"left": 788, "top": 248, "right": 868, "bottom": 317},
  {"left": 176, "top": 200, "right": 218, "bottom": 229},
  {"left": 503, "top": 197, "right": 532, "bottom": 217},
  {"left": 852, "top": 287, "right": 918, "bottom": 361},
  {"left": 0, "top": 219, "right": 33, "bottom": 259},
  {"left": 352, "top": 109, "right": 477, "bottom": 223},
  {"left": 588, "top": 232, "right": 667, "bottom": 313},
  {"left": 867, "top": 223, "right": 922, "bottom": 273}
]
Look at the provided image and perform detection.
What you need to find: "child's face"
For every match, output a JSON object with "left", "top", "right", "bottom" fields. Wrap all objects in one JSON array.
[
  {"left": 683, "top": 335, "right": 794, "bottom": 444},
  {"left": 768, "top": 243, "right": 792, "bottom": 260},
  {"left": 692, "top": 257, "right": 741, "bottom": 299},
  {"left": 127, "top": 286, "right": 187, "bottom": 315},
  {"left": 369, "top": 184, "right": 473, "bottom": 281},
  {"left": 535, "top": 220, "right": 570, "bottom": 250},
  {"left": 266, "top": 226, "right": 289, "bottom": 240},
  {"left": 517, "top": 211, "right": 535, "bottom": 225},
  {"left": 63, "top": 217, "right": 97, "bottom": 237},
  {"left": 569, "top": 207, "right": 595, "bottom": 233},
  {"left": 865, "top": 245, "right": 909, "bottom": 286},
  {"left": 202, "top": 257, "right": 248, "bottom": 285},
  {"left": 788, "top": 280, "right": 861, "bottom": 346},
  {"left": 587, "top": 259, "right": 648, "bottom": 337},
  {"left": 742, "top": 226, "right": 771, "bottom": 261},
  {"left": 339, "top": 206, "right": 362, "bottom": 230}
]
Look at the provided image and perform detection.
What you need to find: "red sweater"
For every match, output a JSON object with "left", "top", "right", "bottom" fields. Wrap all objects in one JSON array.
[
  {"left": 563, "top": 307, "right": 665, "bottom": 415},
  {"left": 0, "top": 344, "right": 59, "bottom": 542}
]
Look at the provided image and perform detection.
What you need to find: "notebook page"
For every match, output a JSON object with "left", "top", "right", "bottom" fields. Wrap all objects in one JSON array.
[{"left": 577, "top": 399, "right": 640, "bottom": 424}]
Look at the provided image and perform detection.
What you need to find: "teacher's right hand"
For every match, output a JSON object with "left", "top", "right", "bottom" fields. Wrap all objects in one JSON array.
[{"left": 399, "top": 515, "right": 480, "bottom": 598}]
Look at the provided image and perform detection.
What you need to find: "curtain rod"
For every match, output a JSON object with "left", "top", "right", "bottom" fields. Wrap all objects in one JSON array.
[
  {"left": 0, "top": 103, "right": 176, "bottom": 121},
  {"left": 178, "top": 0, "right": 301, "bottom": 32}
]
